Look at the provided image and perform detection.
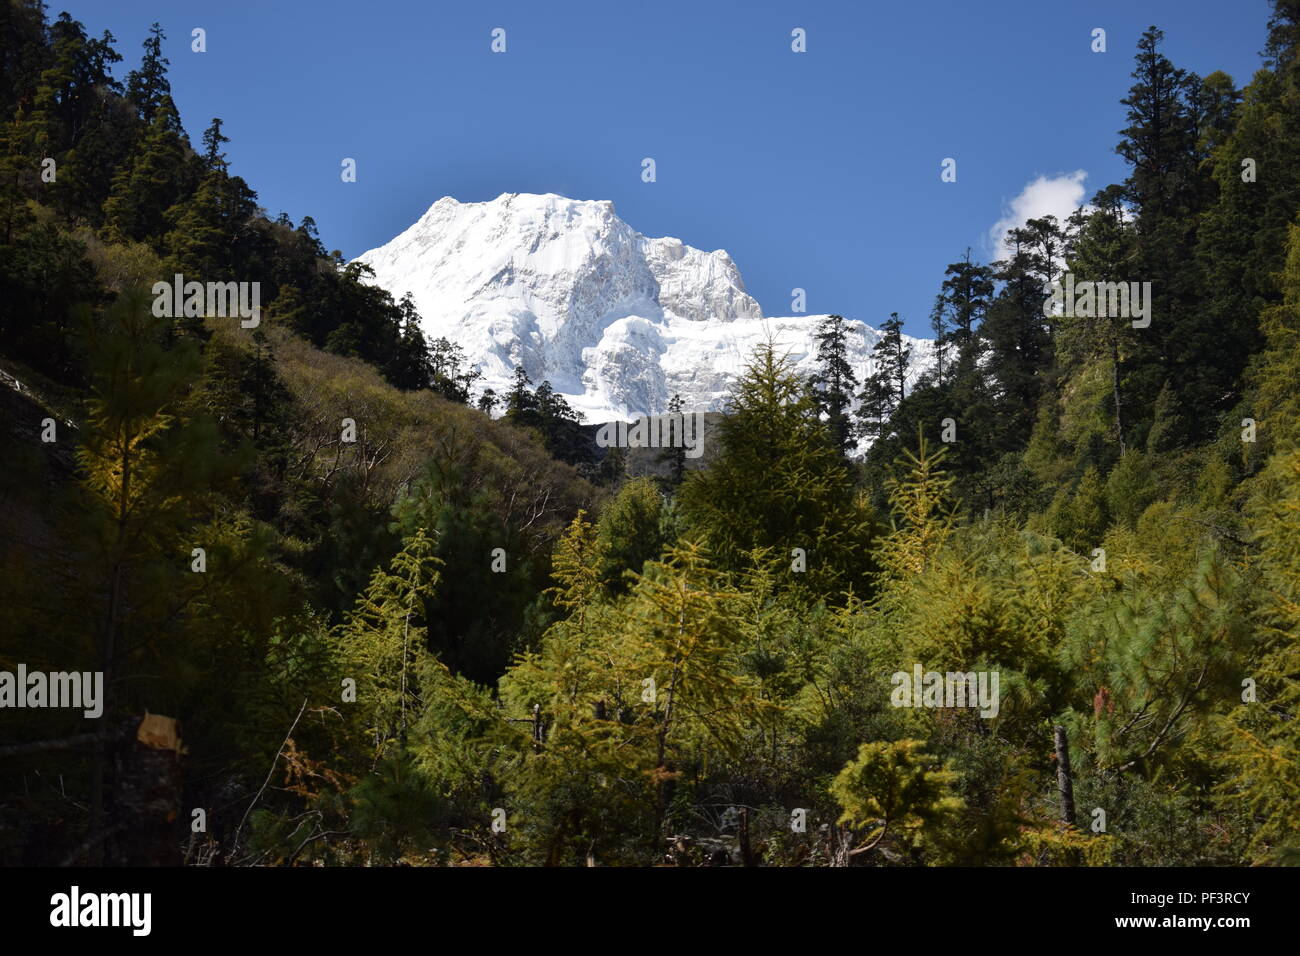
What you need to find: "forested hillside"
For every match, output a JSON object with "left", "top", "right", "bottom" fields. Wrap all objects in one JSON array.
[{"left": 2, "top": 0, "right": 1299, "bottom": 867}]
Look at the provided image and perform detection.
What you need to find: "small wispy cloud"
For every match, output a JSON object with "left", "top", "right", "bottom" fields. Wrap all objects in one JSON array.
[{"left": 987, "top": 171, "right": 1089, "bottom": 260}]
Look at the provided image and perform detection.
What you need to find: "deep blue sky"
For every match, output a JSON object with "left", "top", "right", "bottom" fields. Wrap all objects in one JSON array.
[{"left": 73, "top": 0, "right": 1271, "bottom": 336}]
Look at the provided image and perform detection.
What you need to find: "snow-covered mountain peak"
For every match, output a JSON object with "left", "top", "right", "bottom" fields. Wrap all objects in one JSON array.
[{"left": 353, "top": 192, "right": 932, "bottom": 423}]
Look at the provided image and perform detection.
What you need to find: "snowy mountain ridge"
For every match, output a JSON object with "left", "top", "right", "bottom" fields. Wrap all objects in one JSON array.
[{"left": 353, "top": 192, "right": 935, "bottom": 423}]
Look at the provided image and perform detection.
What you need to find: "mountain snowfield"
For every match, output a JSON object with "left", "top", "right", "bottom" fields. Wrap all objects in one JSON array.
[{"left": 354, "top": 192, "right": 935, "bottom": 424}]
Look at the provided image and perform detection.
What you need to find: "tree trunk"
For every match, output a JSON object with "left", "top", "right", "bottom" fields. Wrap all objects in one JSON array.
[
  {"left": 1110, "top": 338, "right": 1127, "bottom": 454},
  {"left": 738, "top": 807, "right": 755, "bottom": 867},
  {"left": 1054, "top": 724, "right": 1077, "bottom": 826}
]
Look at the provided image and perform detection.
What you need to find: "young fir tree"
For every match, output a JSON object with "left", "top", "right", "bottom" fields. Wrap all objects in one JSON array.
[
  {"left": 680, "top": 341, "right": 873, "bottom": 596},
  {"left": 830, "top": 739, "right": 963, "bottom": 860},
  {"left": 594, "top": 476, "right": 664, "bottom": 595},
  {"left": 338, "top": 527, "right": 443, "bottom": 758},
  {"left": 872, "top": 435, "right": 956, "bottom": 584},
  {"left": 500, "top": 540, "right": 766, "bottom": 862},
  {"left": 545, "top": 509, "right": 603, "bottom": 621}
]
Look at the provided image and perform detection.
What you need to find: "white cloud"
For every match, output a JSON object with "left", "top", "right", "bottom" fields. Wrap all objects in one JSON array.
[{"left": 987, "top": 170, "right": 1089, "bottom": 261}]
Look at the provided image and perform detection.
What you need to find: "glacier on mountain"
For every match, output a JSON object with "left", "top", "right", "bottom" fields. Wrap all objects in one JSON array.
[{"left": 353, "top": 192, "right": 934, "bottom": 423}]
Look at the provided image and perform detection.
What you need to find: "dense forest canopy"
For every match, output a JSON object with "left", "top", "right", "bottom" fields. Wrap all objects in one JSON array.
[{"left": 2, "top": 0, "right": 1300, "bottom": 866}]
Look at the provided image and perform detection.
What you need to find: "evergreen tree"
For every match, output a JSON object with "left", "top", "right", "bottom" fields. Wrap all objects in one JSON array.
[
  {"left": 0, "top": 0, "right": 51, "bottom": 117},
  {"left": 535, "top": 380, "right": 591, "bottom": 465},
  {"left": 505, "top": 365, "right": 541, "bottom": 430},
  {"left": 855, "top": 368, "right": 895, "bottom": 445},
  {"left": 982, "top": 227, "right": 1053, "bottom": 448},
  {"left": 40, "top": 14, "right": 122, "bottom": 149},
  {"left": 427, "top": 334, "right": 482, "bottom": 403},
  {"left": 855, "top": 314, "right": 910, "bottom": 446},
  {"left": 500, "top": 540, "right": 766, "bottom": 862},
  {"left": 103, "top": 96, "right": 192, "bottom": 245},
  {"left": 1058, "top": 185, "right": 1140, "bottom": 451},
  {"left": 809, "top": 313, "right": 859, "bottom": 457},
  {"left": 680, "top": 342, "right": 874, "bottom": 595},
  {"left": 201, "top": 116, "right": 229, "bottom": 171},
  {"left": 69, "top": 287, "right": 276, "bottom": 848},
  {"left": 939, "top": 249, "right": 995, "bottom": 352},
  {"left": 124, "top": 23, "right": 170, "bottom": 122},
  {"left": 388, "top": 292, "right": 430, "bottom": 391},
  {"left": 594, "top": 476, "right": 664, "bottom": 595},
  {"left": 873, "top": 436, "right": 956, "bottom": 582},
  {"left": 928, "top": 294, "right": 949, "bottom": 386},
  {"left": 1117, "top": 27, "right": 1220, "bottom": 436},
  {"left": 338, "top": 528, "right": 443, "bottom": 755},
  {"left": 655, "top": 392, "right": 689, "bottom": 487},
  {"left": 875, "top": 312, "right": 911, "bottom": 408},
  {"left": 830, "top": 739, "right": 963, "bottom": 858}
]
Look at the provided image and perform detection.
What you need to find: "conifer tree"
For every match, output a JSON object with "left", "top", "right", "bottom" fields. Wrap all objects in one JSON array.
[
  {"left": 103, "top": 96, "right": 191, "bottom": 244},
  {"left": 427, "top": 334, "right": 482, "bottom": 403},
  {"left": 504, "top": 364, "right": 541, "bottom": 430},
  {"left": 939, "top": 250, "right": 995, "bottom": 353},
  {"left": 201, "top": 117, "right": 229, "bottom": 171},
  {"left": 680, "top": 342, "right": 873, "bottom": 595},
  {"left": 810, "top": 313, "right": 859, "bottom": 457},
  {"left": 982, "top": 228, "right": 1053, "bottom": 447},
  {"left": 338, "top": 528, "right": 443, "bottom": 756},
  {"left": 855, "top": 314, "right": 909, "bottom": 447},
  {"left": 1117, "top": 27, "right": 1221, "bottom": 435},
  {"left": 1068, "top": 552, "right": 1249, "bottom": 775},
  {"left": 928, "top": 294, "right": 949, "bottom": 386},
  {"left": 873, "top": 435, "right": 956, "bottom": 583},
  {"left": 546, "top": 510, "right": 602, "bottom": 619},
  {"left": 1058, "top": 185, "right": 1138, "bottom": 451},
  {"left": 594, "top": 476, "right": 664, "bottom": 595},
  {"left": 830, "top": 739, "right": 963, "bottom": 858},
  {"left": 124, "top": 23, "right": 170, "bottom": 122},
  {"left": 500, "top": 541, "right": 767, "bottom": 861},
  {"left": 874, "top": 312, "right": 910, "bottom": 408},
  {"left": 655, "top": 392, "right": 688, "bottom": 487},
  {"left": 854, "top": 368, "right": 894, "bottom": 445}
]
